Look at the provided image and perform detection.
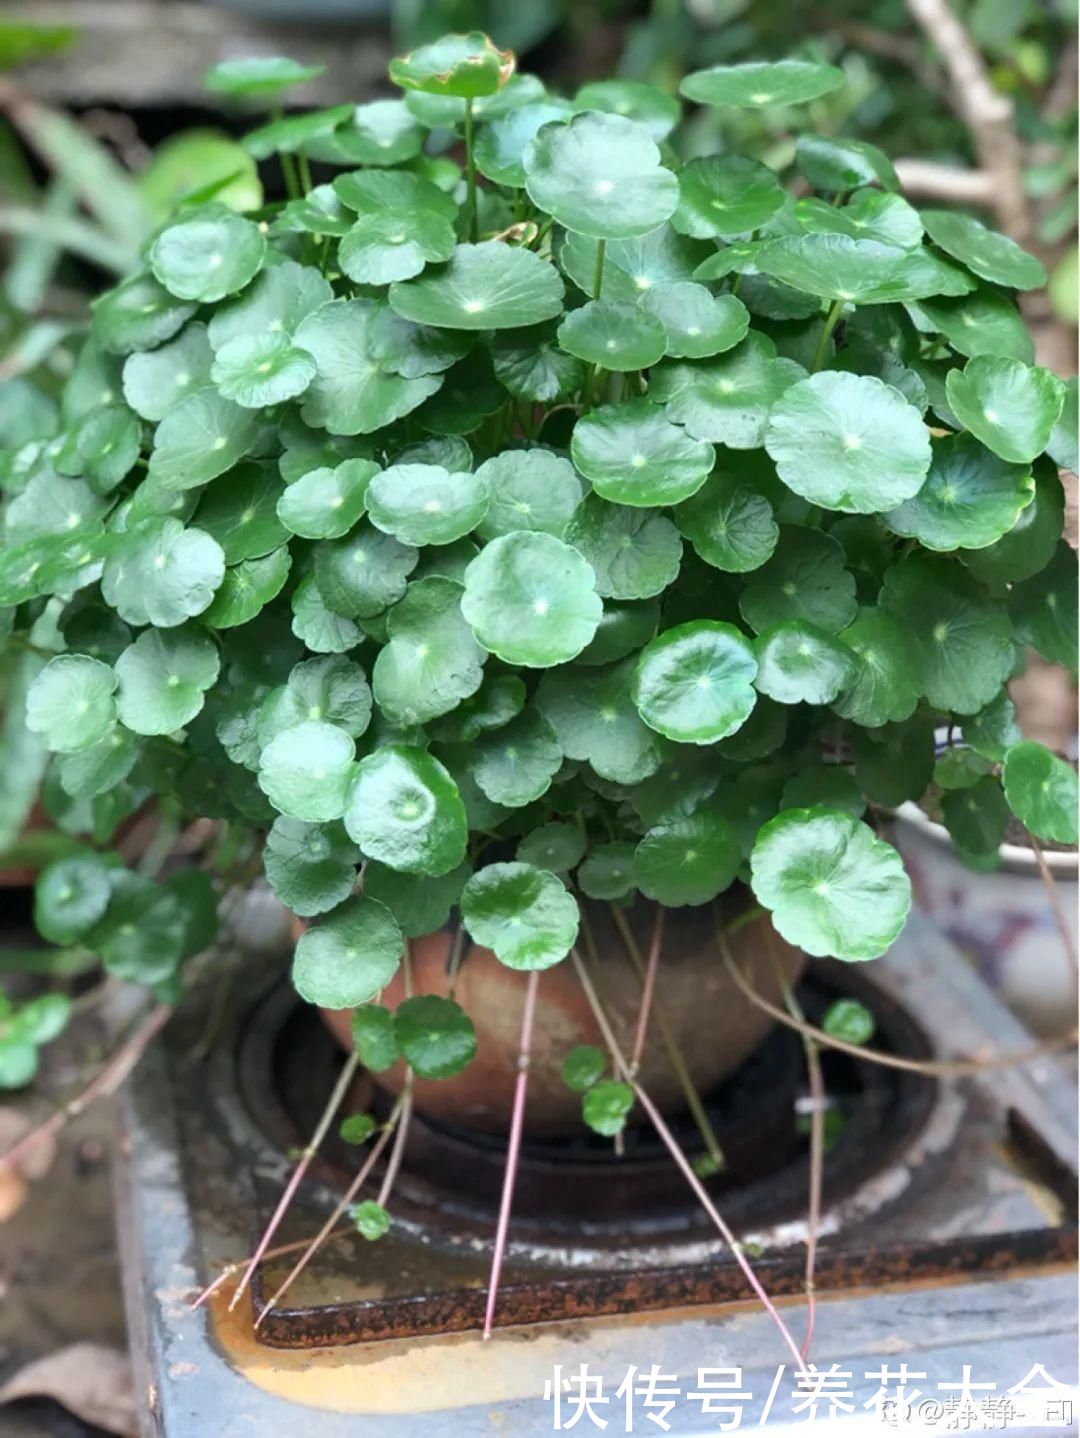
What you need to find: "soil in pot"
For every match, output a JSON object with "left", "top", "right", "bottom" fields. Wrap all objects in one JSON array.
[{"left": 319, "top": 893, "right": 805, "bottom": 1135}]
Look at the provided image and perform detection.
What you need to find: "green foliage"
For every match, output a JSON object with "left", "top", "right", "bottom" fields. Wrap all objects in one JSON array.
[{"left": 7, "top": 30, "right": 1075, "bottom": 1127}]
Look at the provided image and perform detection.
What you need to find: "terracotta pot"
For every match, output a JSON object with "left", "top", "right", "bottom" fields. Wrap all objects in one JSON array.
[{"left": 319, "top": 895, "right": 805, "bottom": 1136}]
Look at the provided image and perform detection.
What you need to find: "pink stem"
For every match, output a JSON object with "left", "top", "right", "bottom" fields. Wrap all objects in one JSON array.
[
  {"left": 571, "top": 950, "right": 809, "bottom": 1376},
  {"left": 482, "top": 969, "right": 540, "bottom": 1340},
  {"left": 1, "top": 1002, "right": 171, "bottom": 1171},
  {"left": 630, "top": 905, "right": 664, "bottom": 1076},
  {"left": 227, "top": 1048, "right": 360, "bottom": 1311}
]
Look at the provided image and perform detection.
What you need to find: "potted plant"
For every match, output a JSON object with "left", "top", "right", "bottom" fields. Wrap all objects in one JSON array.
[{"left": 2, "top": 35, "right": 1075, "bottom": 1191}]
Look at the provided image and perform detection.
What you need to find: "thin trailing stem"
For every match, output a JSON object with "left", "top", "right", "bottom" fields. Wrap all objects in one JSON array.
[
  {"left": 811, "top": 297, "right": 845, "bottom": 373},
  {"left": 606, "top": 904, "right": 725, "bottom": 1172},
  {"left": 767, "top": 940, "right": 824, "bottom": 1362},
  {"left": 226, "top": 1048, "right": 362, "bottom": 1311},
  {"left": 445, "top": 923, "right": 468, "bottom": 1002},
  {"left": 482, "top": 968, "right": 540, "bottom": 1340},
  {"left": 570, "top": 950, "right": 809, "bottom": 1376},
  {"left": 254, "top": 1092, "right": 408, "bottom": 1325},
  {"left": 718, "top": 931, "right": 1078, "bottom": 1074},
  {"left": 1027, "top": 829, "right": 1078, "bottom": 1008},
  {"left": 464, "top": 97, "right": 478, "bottom": 243},
  {"left": 1, "top": 1002, "right": 171, "bottom": 1170},
  {"left": 630, "top": 906, "right": 664, "bottom": 1076},
  {"left": 296, "top": 149, "right": 313, "bottom": 197},
  {"left": 270, "top": 106, "right": 301, "bottom": 201}
]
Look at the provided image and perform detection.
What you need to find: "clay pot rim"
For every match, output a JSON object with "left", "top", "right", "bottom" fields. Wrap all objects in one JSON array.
[{"left": 895, "top": 800, "right": 1079, "bottom": 876}]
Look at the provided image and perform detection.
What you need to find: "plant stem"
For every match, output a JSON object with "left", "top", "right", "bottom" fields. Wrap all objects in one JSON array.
[
  {"left": 269, "top": 107, "right": 300, "bottom": 201},
  {"left": 718, "top": 929, "right": 1078, "bottom": 1074},
  {"left": 607, "top": 904, "right": 725, "bottom": 1172},
  {"left": 482, "top": 968, "right": 540, "bottom": 1339},
  {"left": 767, "top": 943, "right": 824, "bottom": 1363},
  {"left": 1027, "top": 829, "right": 1078, "bottom": 1008},
  {"left": 592, "top": 238, "right": 606, "bottom": 299},
  {"left": 570, "top": 950, "right": 809, "bottom": 1375},
  {"left": 811, "top": 297, "right": 845, "bottom": 373},
  {"left": 227, "top": 1048, "right": 362, "bottom": 1311},
  {"left": 630, "top": 906, "right": 664, "bottom": 1076},
  {"left": 446, "top": 923, "right": 468, "bottom": 1002},
  {"left": 464, "top": 97, "right": 478, "bottom": 243},
  {"left": 0, "top": 1003, "right": 171, "bottom": 1170},
  {"left": 254, "top": 1091, "right": 408, "bottom": 1324},
  {"left": 295, "top": 149, "right": 313, "bottom": 197}
]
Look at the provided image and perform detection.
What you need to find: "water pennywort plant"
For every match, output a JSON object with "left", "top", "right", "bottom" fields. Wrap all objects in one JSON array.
[{"left": 2, "top": 36, "right": 1078, "bottom": 1114}]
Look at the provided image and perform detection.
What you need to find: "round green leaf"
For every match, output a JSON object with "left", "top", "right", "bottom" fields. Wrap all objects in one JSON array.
[
  {"left": 740, "top": 526, "right": 857, "bottom": 635},
  {"left": 195, "top": 462, "right": 288, "bottom": 563},
  {"left": 276, "top": 458, "right": 378, "bottom": 540},
  {"left": 210, "top": 332, "right": 316, "bottom": 408},
  {"left": 207, "top": 261, "right": 333, "bottom": 351},
  {"left": 680, "top": 60, "right": 843, "bottom": 109},
  {"left": 639, "top": 284, "right": 749, "bottom": 360},
  {"left": 1009, "top": 541, "right": 1078, "bottom": 671},
  {"left": 945, "top": 356, "right": 1065, "bottom": 464},
  {"left": 560, "top": 226, "right": 711, "bottom": 303},
  {"left": 557, "top": 300, "right": 666, "bottom": 372},
  {"left": 583, "top": 1080, "right": 634, "bottom": 1137},
  {"left": 941, "top": 775, "right": 1009, "bottom": 855},
  {"left": 536, "top": 658, "right": 663, "bottom": 784},
  {"left": 517, "top": 822, "right": 586, "bottom": 874},
  {"left": 243, "top": 105, "right": 354, "bottom": 159},
  {"left": 461, "top": 531, "right": 601, "bottom": 666},
  {"left": 471, "top": 708, "right": 562, "bottom": 808},
  {"left": 562, "top": 1043, "right": 606, "bottom": 1092},
  {"left": 147, "top": 390, "right": 259, "bottom": 491},
  {"left": 314, "top": 522, "right": 418, "bottom": 618},
  {"left": 34, "top": 852, "right": 113, "bottom": 945},
  {"left": 339, "top": 209, "right": 456, "bottom": 286},
  {"left": 258, "top": 655, "right": 372, "bottom": 746},
  {"left": 389, "top": 243, "right": 563, "bottom": 331},
  {"left": 963, "top": 691, "right": 1021, "bottom": 764},
  {"left": 310, "top": 100, "right": 424, "bottom": 167},
  {"left": 574, "top": 79, "right": 680, "bottom": 142},
  {"left": 204, "top": 55, "right": 324, "bottom": 97},
  {"left": 363, "top": 860, "right": 470, "bottom": 941},
  {"left": 114, "top": 625, "right": 220, "bottom": 735},
  {"left": 344, "top": 745, "right": 467, "bottom": 876},
  {"left": 65, "top": 405, "right": 140, "bottom": 495},
  {"left": 795, "top": 134, "right": 898, "bottom": 193},
  {"left": 564, "top": 496, "right": 682, "bottom": 600},
  {"left": 474, "top": 450, "right": 582, "bottom": 540},
  {"left": 93, "top": 873, "right": 187, "bottom": 986},
  {"left": 765, "top": 372, "right": 931, "bottom": 514},
  {"left": 366, "top": 463, "right": 489, "bottom": 546},
  {"left": 751, "top": 808, "right": 911, "bottom": 960},
  {"left": 523, "top": 111, "right": 678, "bottom": 240},
  {"left": 101, "top": 518, "right": 224, "bottom": 628},
  {"left": 334, "top": 168, "right": 457, "bottom": 222},
  {"left": 635, "top": 811, "right": 742, "bottom": 906},
  {"left": 571, "top": 399, "right": 713, "bottom": 506},
  {"left": 264, "top": 816, "right": 360, "bottom": 918},
  {"left": 475, "top": 102, "right": 573, "bottom": 188},
  {"left": 633, "top": 620, "right": 757, "bottom": 744},
  {"left": 58, "top": 728, "right": 140, "bottom": 800},
  {"left": 796, "top": 189, "right": 923, "bottom": 250},
  {"left": 122, "top": 322, "right": 213, "bottom": 421},
  {"left": 394, "top": 995, "right": 476, "bottom": 1079},
  {"left": 578, "top": 598, "right": 660, "bottom": 666},
  {"left": 389, "top": 32, "right": 513, "bottom": 98},
  {"left": 26, "top": 655, "right": 117, "bottom": 754},
  {"left": 822, "top": 998, "right": 875, "bottom": 1045},
  {"left": 258, "top": 720, "right": 356, "bottom": 822},
  {"left": 295, "top": 299, "right": 441, "bottom": 436},
  {"left": 675, "top": 471, "right": 778, "bottom": 573},
  {"left": 921, "top": 209, "right": 1046, "bottom": 291},
  {"left": 460, "top": 861, "right": 579, "bottom": 970},
  {"left": 832, "top": 606, "right": 921, "bottom": 728},
  {"left": 884, "top": 433, "right": 1034, "bottom": 551},
  {"left": 92, "top": 274, "right": 197, "bottom": 356},
  {"left": 755, "top": 621, "right": 856, "bottom": 706},
  {"left": 372, "top": 576, "right": 485, "bottom": 725},
  {"left": 290, "top": 575, "right": 361, "bottom": 653},
  {"left": 577, "top": 842, "right": 637, "bottom": 900},
  {"left": 673, "top": 155, "right": 785, "bottom": 238},
  {"left": 291, "top": 895, "right": 403, "bottom": 1009},
  {"left": 912, "top": 288, "right": 1033, "bottom": 363},
  {"left": 852, "top": 714, "right": 934, "bottom": 808},
  {"left": 782, "top": 765, "right": 865, "bottom": 818},
  {"left": 882, "top": 554, "right": 1014, "bottom": 714},
  {"left": 1002, "top": 741, "right": 1078, "bottom": 846},
  {"left": 150, "top": 210, "right": 266, "bottom": 303},
  {"left": 650, "top": 332, "right": 804, "bottom": 448},
  {"left": 490, "top": 322, "right": 584, "bottom": 402}
]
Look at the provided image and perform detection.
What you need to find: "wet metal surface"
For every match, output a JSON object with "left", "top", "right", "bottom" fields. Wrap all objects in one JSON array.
[{"left": 114, "top": 913, "right": 1078, "bottom": 1432}]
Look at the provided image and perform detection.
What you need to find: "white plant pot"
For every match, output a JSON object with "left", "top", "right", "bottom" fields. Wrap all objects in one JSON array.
[{"left": 891, "top": 803, "right": 1078, "bottom": 1037}]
